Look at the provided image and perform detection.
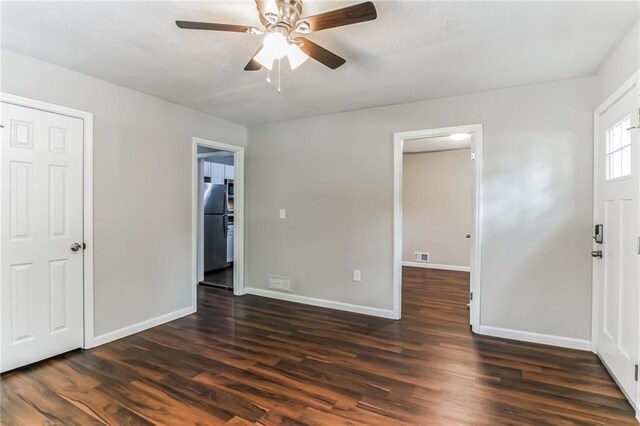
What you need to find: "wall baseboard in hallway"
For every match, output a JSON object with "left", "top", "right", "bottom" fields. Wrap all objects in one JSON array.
[
  {"left": 244, "top": 287, "right": 398, "bottom": 320},
  {"left": 402, "top": 261, "right": 470, "bottom": 272},
  {"left": 477, "top": 325, "right": 592, "bottom": 351},
  {"left": 91, "top": 305, "right": 196, "bottom": 348}
]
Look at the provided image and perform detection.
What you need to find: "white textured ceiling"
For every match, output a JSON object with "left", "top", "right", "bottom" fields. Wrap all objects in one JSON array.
[
  {"left": 2, "top": 1, "right": 637, "bottom": 125},
  {"left": 404, "top": 136, "right": 471, "bottom": 153}
]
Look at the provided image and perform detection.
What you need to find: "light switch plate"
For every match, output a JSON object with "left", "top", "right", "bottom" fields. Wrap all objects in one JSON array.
[{"left": 279, "top": 209, "right": 286, "bottom": 219}]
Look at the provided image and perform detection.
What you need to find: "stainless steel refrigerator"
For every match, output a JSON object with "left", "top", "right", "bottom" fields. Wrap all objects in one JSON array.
[{"left": 203, "top": 183, "right": 228, "bottom": 272}]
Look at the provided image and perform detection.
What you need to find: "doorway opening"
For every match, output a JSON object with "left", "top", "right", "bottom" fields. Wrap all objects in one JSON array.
[
  {"left": 393, "top": 125, "right": 483, "bottom": 330},
  {"left": 192, "top": 138, "right": 245, "bottom": 308}
]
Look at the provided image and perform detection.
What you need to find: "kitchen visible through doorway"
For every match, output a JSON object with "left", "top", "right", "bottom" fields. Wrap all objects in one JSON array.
[{"left": 197, "top": 145, "right": 235, "bottom": 290}]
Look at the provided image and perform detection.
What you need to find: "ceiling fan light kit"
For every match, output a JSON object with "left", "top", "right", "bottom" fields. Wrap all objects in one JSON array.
[
  {"left": 176, "top": 0, "right": 377, "bottom": 92},
  {"left": 253, "top": 30, "right": 308, "bottom": 71}
]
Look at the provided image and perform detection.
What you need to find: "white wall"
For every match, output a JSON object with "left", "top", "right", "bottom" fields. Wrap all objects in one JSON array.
[
  {"left": 247, "top": 77, "right": 596, "bottom": 341},
  {"left": 1, "top": 49, "right": 247, "bottom": 338},
  {"left": 403, "top": 149, "right": 472, "bottom": 267},
  {"left": 596, "top": 20, "right": 639, "bottom": 105}
]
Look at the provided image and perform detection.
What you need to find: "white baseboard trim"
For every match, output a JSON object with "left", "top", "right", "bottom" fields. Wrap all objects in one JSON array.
[
  {"left": 402, "top": 261, "right": 470, "bottom": 272},
  {"left": 244, "top": 288, "right": 398, "bottom": 320},
  {"left": 477, "top": 325, "right": 591, "bottom": 351},
  {"left": 90, "top": 305, "right": 196, "bottom": 348}
]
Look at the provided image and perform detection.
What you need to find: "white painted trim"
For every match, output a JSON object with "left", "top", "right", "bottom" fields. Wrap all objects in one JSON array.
[
  {"left": 92, "top": 306, "right": 195, "bottom": 347},
  {"left": 402, "top": 261, "right": 470, "bottom": 272},
  {"left": 0, "top": 93, "right": 96, "bottom": 349},
  {"left": 594, "top": 70, "right": 640, "bottom": 116},
  {"left": 394, "top": 124, "right": 483, "bottom": 330},
  {"left": 478, "top": 326, "right": 591, "bottom": 351},
  {"left": 393, "top": 131, "right": 404, "bottom": 321},
  {"left": 197, "top": 151, "right": 233, "bottom": 159},
  {"left": 244, "top": 288, "right": 397, "bottom": 319},
  {"left": 192, "top": 137, "right": 246, "bottom": 304}
]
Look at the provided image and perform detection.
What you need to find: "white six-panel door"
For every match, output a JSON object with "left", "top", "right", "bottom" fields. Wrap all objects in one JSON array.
[
  {"left": 1, "top": 102, "right": 84, "bottom": 372},
  {"left": 593, "top": 78, "right": 639, "bottom": 408}
]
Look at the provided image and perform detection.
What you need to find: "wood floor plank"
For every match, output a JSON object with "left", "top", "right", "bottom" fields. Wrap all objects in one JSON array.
[{"left": 1, "top": 267, "right": 636, "bottom": 425}]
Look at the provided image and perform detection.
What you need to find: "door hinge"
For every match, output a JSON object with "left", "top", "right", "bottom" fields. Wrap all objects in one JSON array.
[
  {"left": 635, "top": 364, "right": 638, "bottom": 382},
  {"left": 637, "top": 236, "right": 640, "bottom": 255},
  {"left": 470, "top": 152, "right": 475, "bottom": 161},
  {"left": 470, "top": 292, "right": 473, "bottom": 301}
]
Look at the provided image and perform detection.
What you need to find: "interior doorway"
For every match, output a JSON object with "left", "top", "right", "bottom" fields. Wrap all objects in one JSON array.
[
  {"left": 198, "top": 147, "right": 235, "bottom": 289},
  {"left": 192, "top": 137, "right": 245, "bottom": 307},
  {"left": 393, "top": 125, "right": 483, "bottom": 330}
]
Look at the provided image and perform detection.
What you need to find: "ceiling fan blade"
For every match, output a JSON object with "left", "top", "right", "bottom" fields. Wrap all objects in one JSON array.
[
  {"left": 296, "top": 37, "right": 346, "bottom": 69},
  {"left": 302, "top": 2, "right": 377, "bottom": 32},
  {"left": 176, "top": 20, "right": 257, "bottom": 33},
  {"left": 244, "top": 48, "right": 262, "bottom": 71}
]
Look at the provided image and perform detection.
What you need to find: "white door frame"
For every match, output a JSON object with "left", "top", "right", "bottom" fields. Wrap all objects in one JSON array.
[
  {"left": 590, "top": 70, "right": 640, "bottom": 419},
  {"left": 393, "top": 124, "right": 483, "bottom": 329},
  {"left": 0, "top": 92, "right": 95, "bottom": 349},
  {"left": 192, "top": 137, "right": 245, "bottom": 305}
]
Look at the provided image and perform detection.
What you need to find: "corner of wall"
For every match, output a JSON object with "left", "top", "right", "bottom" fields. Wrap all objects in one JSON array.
[{"left": 596, "top": 20, "right": 640, "bottom": 105}]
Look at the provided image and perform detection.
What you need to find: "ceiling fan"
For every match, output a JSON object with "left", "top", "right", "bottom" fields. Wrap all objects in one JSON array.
[{"left": 176, "top": 0, "right": 377, "bottom": 72}]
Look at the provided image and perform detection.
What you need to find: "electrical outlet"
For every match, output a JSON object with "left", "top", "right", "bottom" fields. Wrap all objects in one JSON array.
[
  {"left": 414, "top": 252, "right": 429, "bottom": 263},
  {"left": 279, "top": 208, "right": 286, "bottom": 219},
  {"left": 353, "top": 270, "right": 361, "bottom": 282}
]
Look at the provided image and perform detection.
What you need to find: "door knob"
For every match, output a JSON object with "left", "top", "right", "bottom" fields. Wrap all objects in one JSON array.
[
  {"left": 591, "top": 250, "right": 602, "bottom": 259},
  {"left": 70, "top": 243, "right": 82, "bottom": 252},
  {"left": 465, "top": 234, "right": 471, "bottom": 239}
]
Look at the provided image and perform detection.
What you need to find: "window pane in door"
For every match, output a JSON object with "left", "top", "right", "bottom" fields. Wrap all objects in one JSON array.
[
  {"left": 612, "top": 123, "right": 621, "bottom": 151},
  {"left": 621, "top": 146, "right": 631, "bottom": 177},
  {"left": 606, "top": 116, "right": 632, "bottom": 180}
]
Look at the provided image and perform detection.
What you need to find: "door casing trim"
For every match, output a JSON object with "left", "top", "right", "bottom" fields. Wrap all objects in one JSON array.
[
  {"left": 192, "top": 137, "right": 246, "bottom": 304},
  {"left": 0, "top": 92, "right": 95, "bottom": 349}
]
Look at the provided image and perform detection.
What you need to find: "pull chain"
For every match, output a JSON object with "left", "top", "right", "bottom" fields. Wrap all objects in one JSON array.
[{"left": 277, "top": 58, "right": 282, "bottom": 94}]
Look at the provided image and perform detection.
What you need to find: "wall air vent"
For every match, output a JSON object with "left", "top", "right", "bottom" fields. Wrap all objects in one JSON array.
[
  {"left": 414, "top": 252, "right": 429, "bottom": 263},
  {"left": 268, "top": 275, "right": 293, "bottom": 292}
]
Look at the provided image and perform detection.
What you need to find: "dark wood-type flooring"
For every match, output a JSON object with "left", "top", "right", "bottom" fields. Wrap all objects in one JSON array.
[
  {"left": 1, "top": 268, "right": 636, "bottom": 425},
  {"left": 200, "top": 266, "right": 234, "bottom": 290}
]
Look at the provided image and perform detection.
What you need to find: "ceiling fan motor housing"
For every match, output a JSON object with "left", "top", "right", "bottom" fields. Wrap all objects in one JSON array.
[{"left": 256, "top": 0, "right": 305, "bottom": 34}]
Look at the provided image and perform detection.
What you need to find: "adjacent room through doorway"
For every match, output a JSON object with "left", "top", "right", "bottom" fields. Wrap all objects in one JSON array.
[
  {"left": 394, "top": 125, "right": 482, "bottom": 327},
  {"left": 402, "top": 133, "right": 474, "bottom": 317},
  {"left": 197, "top": 145, "right": 235, "bottom": 290},
  {"left": 403, "top": 135, "right": 473, "bottom": 272}
]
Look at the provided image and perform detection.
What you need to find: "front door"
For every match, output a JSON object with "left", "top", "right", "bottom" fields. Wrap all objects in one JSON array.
[
  {"left": 1, "top": 102, "right": 84, "bottom": 372},
  {"left": 593, "top": 78, "right": 639, "bottom": 407}
]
